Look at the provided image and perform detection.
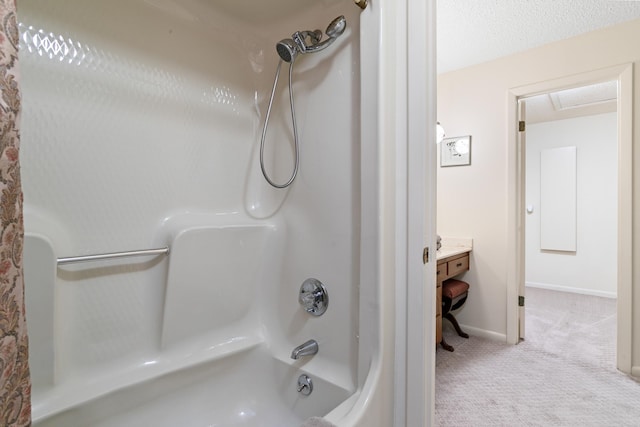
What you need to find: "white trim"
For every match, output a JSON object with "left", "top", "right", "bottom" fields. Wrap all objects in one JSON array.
[
  {"left": 505, "top": 91, "right": 520, "bottom": 345},
  {"left": 631, "top": 366, "right": 640, "bottom": 378},
  {"left": 525, "top": 282, "right": 617, "bottom": 299},
  {"left": 615, "top": 64, "right": 633, "bottom": 375},
  {"left": 457, "top": 325, "right": 507, "bottom": 343},
  {"left": 392, "top": 0, "right": 409, "bottom": 418},
  {"left": 404, "top": 0, "right": 436, "bottom": 425},
  {"left": 390, "top": 1, "right": 436, "bottom": 423}
]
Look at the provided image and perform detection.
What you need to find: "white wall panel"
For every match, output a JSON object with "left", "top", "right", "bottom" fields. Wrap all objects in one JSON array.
[{"left": 540, "top": 146, "right": 577, "bottom": 251}]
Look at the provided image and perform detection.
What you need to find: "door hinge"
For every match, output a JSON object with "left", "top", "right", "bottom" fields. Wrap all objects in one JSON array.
[
  {"left": 423, "top": 247, "right": 429, "bottom": 264},
  {"left": 518, "top": 295, "right": 525, "bottom": 307},
  {"left": 519, "top": 121, "right": 526, "bottom": 132}
]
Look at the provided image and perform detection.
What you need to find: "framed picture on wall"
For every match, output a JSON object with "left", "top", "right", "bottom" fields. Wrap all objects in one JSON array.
[{"left": 440, "top": 135, "right": 471, "bottom": 167}]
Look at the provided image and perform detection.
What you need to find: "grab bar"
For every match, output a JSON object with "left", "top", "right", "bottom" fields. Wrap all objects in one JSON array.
[{"left": 57, "top": 247, "right": 169, "bottom": 265}]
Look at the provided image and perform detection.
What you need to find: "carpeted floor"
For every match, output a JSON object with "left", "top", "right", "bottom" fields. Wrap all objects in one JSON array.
[{"left": 435, "top": 287, "right": 640, "bottom": 426}]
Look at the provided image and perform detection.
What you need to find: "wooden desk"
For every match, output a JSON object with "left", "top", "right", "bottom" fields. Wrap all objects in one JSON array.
[{"left": 436, "top": 250, "right": 470, "bottom": 345}]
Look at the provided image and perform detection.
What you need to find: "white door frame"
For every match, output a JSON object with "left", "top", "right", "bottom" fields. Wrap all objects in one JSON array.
[
  {"left": 391, "top": 0, "right": 437, "bottom": 425},
  {"left": 506, "top": 64, "right": 633, "bottom": 373},
  {"left": 516, "top": 99, "right": 526, "bottom": 341}
]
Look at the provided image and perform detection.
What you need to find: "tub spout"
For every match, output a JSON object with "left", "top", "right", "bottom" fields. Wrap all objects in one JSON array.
[{"left": 291, "top": 339, "right": 319, "bottom": 360}]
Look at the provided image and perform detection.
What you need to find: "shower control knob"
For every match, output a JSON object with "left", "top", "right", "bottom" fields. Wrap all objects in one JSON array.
[{"left": 299, "top": 278, "right": 329, "bottom": 316}]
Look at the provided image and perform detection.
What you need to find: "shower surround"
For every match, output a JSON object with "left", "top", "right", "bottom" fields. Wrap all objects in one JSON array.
[{"left": 19, "top": 0, "right": 382, "bottom": 425}]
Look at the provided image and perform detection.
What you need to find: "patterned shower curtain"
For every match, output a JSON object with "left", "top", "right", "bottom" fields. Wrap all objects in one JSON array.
[{"left": 0, "top": 0, "right": 32, "bottom": 425}]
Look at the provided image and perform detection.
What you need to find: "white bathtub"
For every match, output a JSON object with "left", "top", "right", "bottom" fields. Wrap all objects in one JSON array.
[
  {"left": 34, "top": 346, "right": 350, "bottom": 427},
  {"left": 25, "top": 220, "right": 356, "bottom": 425}
]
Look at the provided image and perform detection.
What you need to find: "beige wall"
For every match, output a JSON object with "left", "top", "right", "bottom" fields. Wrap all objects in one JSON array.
[{"left": 437, "top": 18, "right": 640, "bottom": 369}]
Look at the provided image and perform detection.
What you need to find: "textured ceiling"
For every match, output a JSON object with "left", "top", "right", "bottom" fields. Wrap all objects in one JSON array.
[{"left": 438, "top": 0, "right": 640, "bottom": 73}]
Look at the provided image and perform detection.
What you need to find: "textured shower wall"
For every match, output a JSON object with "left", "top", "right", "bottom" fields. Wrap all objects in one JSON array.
[
  {"left": 19, "top": 0, "right": 269, "bottom": 380},
  {"left": 20, "top": 1, "right": 262, "bottom": 252},
  {"left": 20, "top": 0, "right": 360, "bottom": 403}
]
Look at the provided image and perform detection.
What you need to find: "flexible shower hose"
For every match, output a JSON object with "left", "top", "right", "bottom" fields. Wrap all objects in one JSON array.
[{"left": 259, "top": 59, "right": 300, "bottom": 189}]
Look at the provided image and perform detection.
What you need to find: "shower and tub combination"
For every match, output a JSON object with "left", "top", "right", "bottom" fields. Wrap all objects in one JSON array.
[{"left": 19, "top": 0, "right": 379, "bottom": 426}]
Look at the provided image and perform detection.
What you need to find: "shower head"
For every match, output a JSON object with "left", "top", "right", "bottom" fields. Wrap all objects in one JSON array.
[
  {"left": 276, "top": 38, "right": 298, "bottom": 63},
  {"left": 275, "top": 15, "right": 347, "bottom": 61},
  {"left": 325, "top": 15, "right": 346, "bottom": 38}
]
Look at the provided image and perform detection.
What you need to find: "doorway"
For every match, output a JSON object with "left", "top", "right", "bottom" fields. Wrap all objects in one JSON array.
[
  {"left": 520, "top": 83, "right": 618, "bottom": 367},
  {"left": 507, "top": 63, "right": 633, "bottom": 373}
]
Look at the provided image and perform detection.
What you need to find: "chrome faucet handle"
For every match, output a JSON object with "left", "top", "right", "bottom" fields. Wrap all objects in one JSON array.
[{"left": 299, "top": 278, "right": 329, "bottom": 316}]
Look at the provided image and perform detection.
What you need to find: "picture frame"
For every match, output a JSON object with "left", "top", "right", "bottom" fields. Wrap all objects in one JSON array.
[{"left": 440, "top": 135, "right": 471, "bottom": 167}]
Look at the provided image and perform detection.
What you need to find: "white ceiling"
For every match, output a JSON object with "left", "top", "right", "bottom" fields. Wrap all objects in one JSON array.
[{"left": 437, "top": 0, "right": 640, "bottom": 73}]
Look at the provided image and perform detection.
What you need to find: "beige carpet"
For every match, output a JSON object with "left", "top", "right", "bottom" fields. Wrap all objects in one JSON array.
[{"left": 435, "top": 287, "right": 640, "bottom": 426}]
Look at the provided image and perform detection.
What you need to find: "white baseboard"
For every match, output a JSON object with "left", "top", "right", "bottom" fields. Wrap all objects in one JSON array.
[
  {"left": 458, "top": 324, "right": 507, "bottom": 343},
  {"left": 631, "top": 366, "right": 640, "bottom": 378},
  {"left": 525, "top": 281, "right": 616, "bottom": 299}
]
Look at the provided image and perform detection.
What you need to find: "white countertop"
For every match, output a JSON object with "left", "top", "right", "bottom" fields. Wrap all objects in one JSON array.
[{"left": 436, "top": 237, "right": 472, "bottom": 261}]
